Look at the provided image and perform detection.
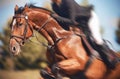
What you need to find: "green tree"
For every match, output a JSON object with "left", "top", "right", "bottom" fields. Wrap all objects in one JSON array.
[{"left": 0, "top": 18, "right": 15, "bottom": 70}]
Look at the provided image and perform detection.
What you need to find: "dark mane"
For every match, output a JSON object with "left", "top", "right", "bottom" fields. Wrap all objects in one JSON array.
[
  {"left": 28, "top": 4, "right": 54, "bottom": 13},
  {"left": 15, "top": 4, "right": 54, "bottom": 14}
]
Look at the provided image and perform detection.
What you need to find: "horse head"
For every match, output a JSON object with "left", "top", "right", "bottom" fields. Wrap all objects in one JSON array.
[{"left": 9, "top": 5, "right": 34, "bottom": 55}]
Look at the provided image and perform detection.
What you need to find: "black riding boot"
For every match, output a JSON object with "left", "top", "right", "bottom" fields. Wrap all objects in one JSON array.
[{"left": 97, "top": 44, "right": 119, "bottom": 69}]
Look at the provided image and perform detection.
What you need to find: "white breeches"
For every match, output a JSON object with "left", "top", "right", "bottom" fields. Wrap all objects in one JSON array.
[{"left": 88, "top": 10, "right": 104, "bottom": 45}]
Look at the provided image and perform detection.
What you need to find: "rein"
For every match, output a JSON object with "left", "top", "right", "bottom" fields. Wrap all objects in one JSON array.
[
  {"left": 29, "top": 16, "right": 53, "bottom": 48},
  {"left": 37, "top": 16, "right": 51, "bottom": 32}
]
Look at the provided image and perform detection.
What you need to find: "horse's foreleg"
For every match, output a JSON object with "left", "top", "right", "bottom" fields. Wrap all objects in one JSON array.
[{"left": 52, "top": 58, "right": 82, "bottom": 75}]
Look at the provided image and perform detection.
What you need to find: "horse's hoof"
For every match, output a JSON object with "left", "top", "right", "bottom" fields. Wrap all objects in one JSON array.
[{"left": 40, "top": 69, "right": 55, "bottom": 79}]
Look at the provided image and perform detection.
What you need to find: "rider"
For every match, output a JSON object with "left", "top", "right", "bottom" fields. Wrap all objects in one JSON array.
[{"left": 50, "top": 0, "right": 119, "bottom": 68}]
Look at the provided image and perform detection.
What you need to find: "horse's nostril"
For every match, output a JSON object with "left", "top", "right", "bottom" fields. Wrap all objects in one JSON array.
[{"left": 12, "top": 47, "right": 16, "bottom": 52}]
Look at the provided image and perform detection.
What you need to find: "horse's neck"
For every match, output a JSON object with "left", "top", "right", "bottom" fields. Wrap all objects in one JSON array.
[
  {"left": 37, "top": 18, "right": 69, "bottom": 45},
  {"left": 28, "top": 10, "right": 70, "bottom": 45}
]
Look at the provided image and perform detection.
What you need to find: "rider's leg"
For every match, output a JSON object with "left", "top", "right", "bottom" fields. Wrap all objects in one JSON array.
[{"left": 88, "top": 10, "right": 119, "bottom": 68}]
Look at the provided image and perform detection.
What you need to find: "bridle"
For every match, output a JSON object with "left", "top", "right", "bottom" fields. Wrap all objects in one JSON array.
[
  {"left": 10, "top": 14, "right": 33, "bottom": 45},
  {"left": 10, "top": 14, "right": 51, "bottom": 46}
]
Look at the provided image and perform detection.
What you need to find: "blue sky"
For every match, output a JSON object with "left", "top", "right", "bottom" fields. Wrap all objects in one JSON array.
[{"left": 0, "top": 0, "right": 120, "bottom": 51}]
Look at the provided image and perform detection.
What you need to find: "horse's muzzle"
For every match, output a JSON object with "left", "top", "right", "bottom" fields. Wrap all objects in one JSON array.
[{"left": 9, "top": 38, "right": 21, "bottom": 56}]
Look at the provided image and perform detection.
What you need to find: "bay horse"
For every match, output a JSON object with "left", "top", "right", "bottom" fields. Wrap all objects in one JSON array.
[{"left": 9, "top": 4, "right": 120, "bottom": 79}]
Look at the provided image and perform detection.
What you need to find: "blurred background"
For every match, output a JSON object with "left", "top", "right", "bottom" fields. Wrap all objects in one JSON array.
[{"left": 0, "top": 0, "right": 120, "bottom": 79}]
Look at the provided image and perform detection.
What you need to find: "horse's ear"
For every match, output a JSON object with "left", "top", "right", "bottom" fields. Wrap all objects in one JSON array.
[
  {"left": 15, "top": 5, "right": 19, "bottom": 12},
  {"left": 24, "top": 3, "right": 28, "bottom": 8}
]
